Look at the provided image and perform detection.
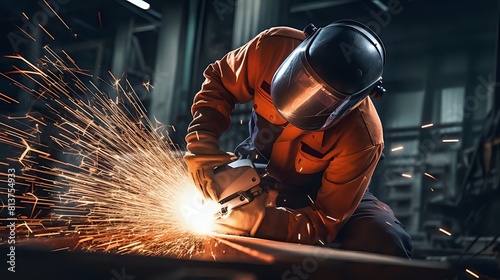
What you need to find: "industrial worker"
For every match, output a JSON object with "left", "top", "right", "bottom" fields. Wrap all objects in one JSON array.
[{"left": 184, "top": 20, "right": 413, "bottom": 258}]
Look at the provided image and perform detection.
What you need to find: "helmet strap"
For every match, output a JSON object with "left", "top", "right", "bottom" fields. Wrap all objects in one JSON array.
[
  {"left": 303, "top": 23, "right": 318, "bottom": 37},
  {"left": 370, "top": 80, "right": 386, "bottom": 101}
]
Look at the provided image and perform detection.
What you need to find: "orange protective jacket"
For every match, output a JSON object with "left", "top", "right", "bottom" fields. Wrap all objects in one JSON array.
[{"left": 191, "top": 26, "right": 384, "bottom": 244}]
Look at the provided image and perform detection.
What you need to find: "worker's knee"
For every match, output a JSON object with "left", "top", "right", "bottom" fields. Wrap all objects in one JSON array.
[
  {"left": 335, "top": 208, "right": 413, "bottom": 258},
  {"left": 367, "top": 218, "right": 413, "bottom": 258}
]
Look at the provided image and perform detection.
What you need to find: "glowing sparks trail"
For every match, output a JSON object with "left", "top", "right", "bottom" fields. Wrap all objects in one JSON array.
[
  {"left": 390, "top": 146, "right": 403, "bottom": 152},
  {"left": 465, "top": 268, "right": 480, "bottom": 279},
  {"left": 0, "top": 48, "right": 220, "bottom": 257},
  {"left": 38, "top": 24, "right": 56, "bottom": 41},
  {"left": 424, "top": 172, "right": 437, "bottom": 180},
  {"left": 421, "top": 123, "right": 433, "bottom": 129},
  {"left": 439, "top": 228, "right": 452, "bottom": 236},
  {"left": 43, "top": 0, "right": 70, "bottom": 29}
]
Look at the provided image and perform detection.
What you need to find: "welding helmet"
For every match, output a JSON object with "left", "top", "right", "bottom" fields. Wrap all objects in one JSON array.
[{"left": 271, "top": 20, "right": 386, "bottom": 131}]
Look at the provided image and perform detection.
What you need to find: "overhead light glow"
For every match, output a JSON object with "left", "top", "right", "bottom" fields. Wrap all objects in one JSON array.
[{"left": 126, "top": 0, "right": 150, "bottom": 10}]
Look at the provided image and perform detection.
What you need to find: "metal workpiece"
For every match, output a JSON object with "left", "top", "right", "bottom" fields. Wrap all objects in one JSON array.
[{"left": 7, "top": 235, "right": 456, "bottom": 280}]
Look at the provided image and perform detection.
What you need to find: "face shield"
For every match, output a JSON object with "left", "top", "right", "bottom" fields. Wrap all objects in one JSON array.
[{"left": 271, "top": 36, "right": 381, "bottom": 131}]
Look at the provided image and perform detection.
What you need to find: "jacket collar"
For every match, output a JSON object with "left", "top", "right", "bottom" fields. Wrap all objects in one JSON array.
[{"left": 278, "top": 123, "right": 326, "bottom": 147}]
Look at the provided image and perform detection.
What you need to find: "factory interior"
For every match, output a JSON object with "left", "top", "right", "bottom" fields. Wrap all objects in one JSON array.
[{"left": 0, "top": 0, "right": 499, "bottom": 279}]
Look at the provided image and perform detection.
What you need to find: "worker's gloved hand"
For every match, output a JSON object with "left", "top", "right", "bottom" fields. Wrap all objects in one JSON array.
[
  {"left": 212, "top": 191, "right": 269, "bottom": 237},
  {"left": 184, "top": 131, "right": 236, "bottom": 201}
]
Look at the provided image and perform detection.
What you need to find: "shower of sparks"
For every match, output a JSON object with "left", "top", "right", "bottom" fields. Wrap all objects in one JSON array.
[
  {"left": 442, "top": 139, "right": 459, "bottom": 143},
  {"left": 465, "top": 269, "right": 480, "bottom": 279},
  {"left": 421, "top": 123, "right": 433, "bottom": 128},
  {"left": 439, "top": 228, "right": 452, "bottom": 236},
  {"left": 401, "top": 173, "right": 412, "bottom": 178},
  {"left": 391, "top": 146, "right": 403, "bottom": 152},
  {"left": 0, "top": 47, "right": 220, "bottom": 257}
]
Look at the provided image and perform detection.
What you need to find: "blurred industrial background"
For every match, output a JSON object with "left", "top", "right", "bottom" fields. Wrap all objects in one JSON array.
[{"left": 0, "top": 0, "right": 499, "bottom": 279}]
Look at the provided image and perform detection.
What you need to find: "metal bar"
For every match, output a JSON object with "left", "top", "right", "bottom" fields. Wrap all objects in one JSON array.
[
  {"left": 213, "top": 236, "right": 275, "bottom": 263},
  {"left": 133, "top": 23, "right": 160, "bottom": 33},
  {"left": 131, "top": 36, "right": 147, "bottom": 71},
  {"left": 14, "top": 235, "right": 456, "bottom": 279}
]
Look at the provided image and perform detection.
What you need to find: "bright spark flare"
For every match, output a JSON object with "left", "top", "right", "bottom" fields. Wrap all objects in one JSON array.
[
  {"left": 421, "top": 123, "right": 433, "bottom": 128},
  {"left": 424, "top": 172, "right": 437, "bottom": 180},
  {"left": 465, "top": 268, "right": 480, "bottom": 279},
  {"left": 391, "top": 146, "right": 404, "bottom": 152},
  {"left": 401, "top": 173, "right": 412, "bottom": 178},
  {"left": 142, "top": 80, "right": 154, "bottom": 92},
  {"left": 439, "top": 228, "right": 452, "bottom": 236},
  {"left": 326, "top": 215, "right": 337, "bottom": 222},
  {"left": 0, "top": 47, "right": 219, "bottom": 257}
]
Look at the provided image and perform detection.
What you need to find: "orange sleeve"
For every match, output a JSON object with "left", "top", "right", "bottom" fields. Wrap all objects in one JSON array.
[
  {"left": 256, "top": 143, "right": 383, "bottom": 244},
  {"left": 190, "top": 32, "right": 262, "bottom": 133}
]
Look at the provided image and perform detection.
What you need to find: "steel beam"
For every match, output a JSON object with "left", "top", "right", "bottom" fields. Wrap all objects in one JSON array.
[{"left": 11, "top": 235, "right": 456, "bottom": 280}]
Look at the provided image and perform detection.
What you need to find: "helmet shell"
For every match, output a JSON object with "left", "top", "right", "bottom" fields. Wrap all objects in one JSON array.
[{"left": 271, "top": 20, "right": 385, "bottom": 131}]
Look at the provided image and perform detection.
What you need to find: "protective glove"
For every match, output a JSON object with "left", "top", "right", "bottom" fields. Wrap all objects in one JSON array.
[
  {"left": 184, "top": 131, "right": 236, "bottom": 201},
  {"left": 212, "top": 190, "right": 269, "bottom": 236}
]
